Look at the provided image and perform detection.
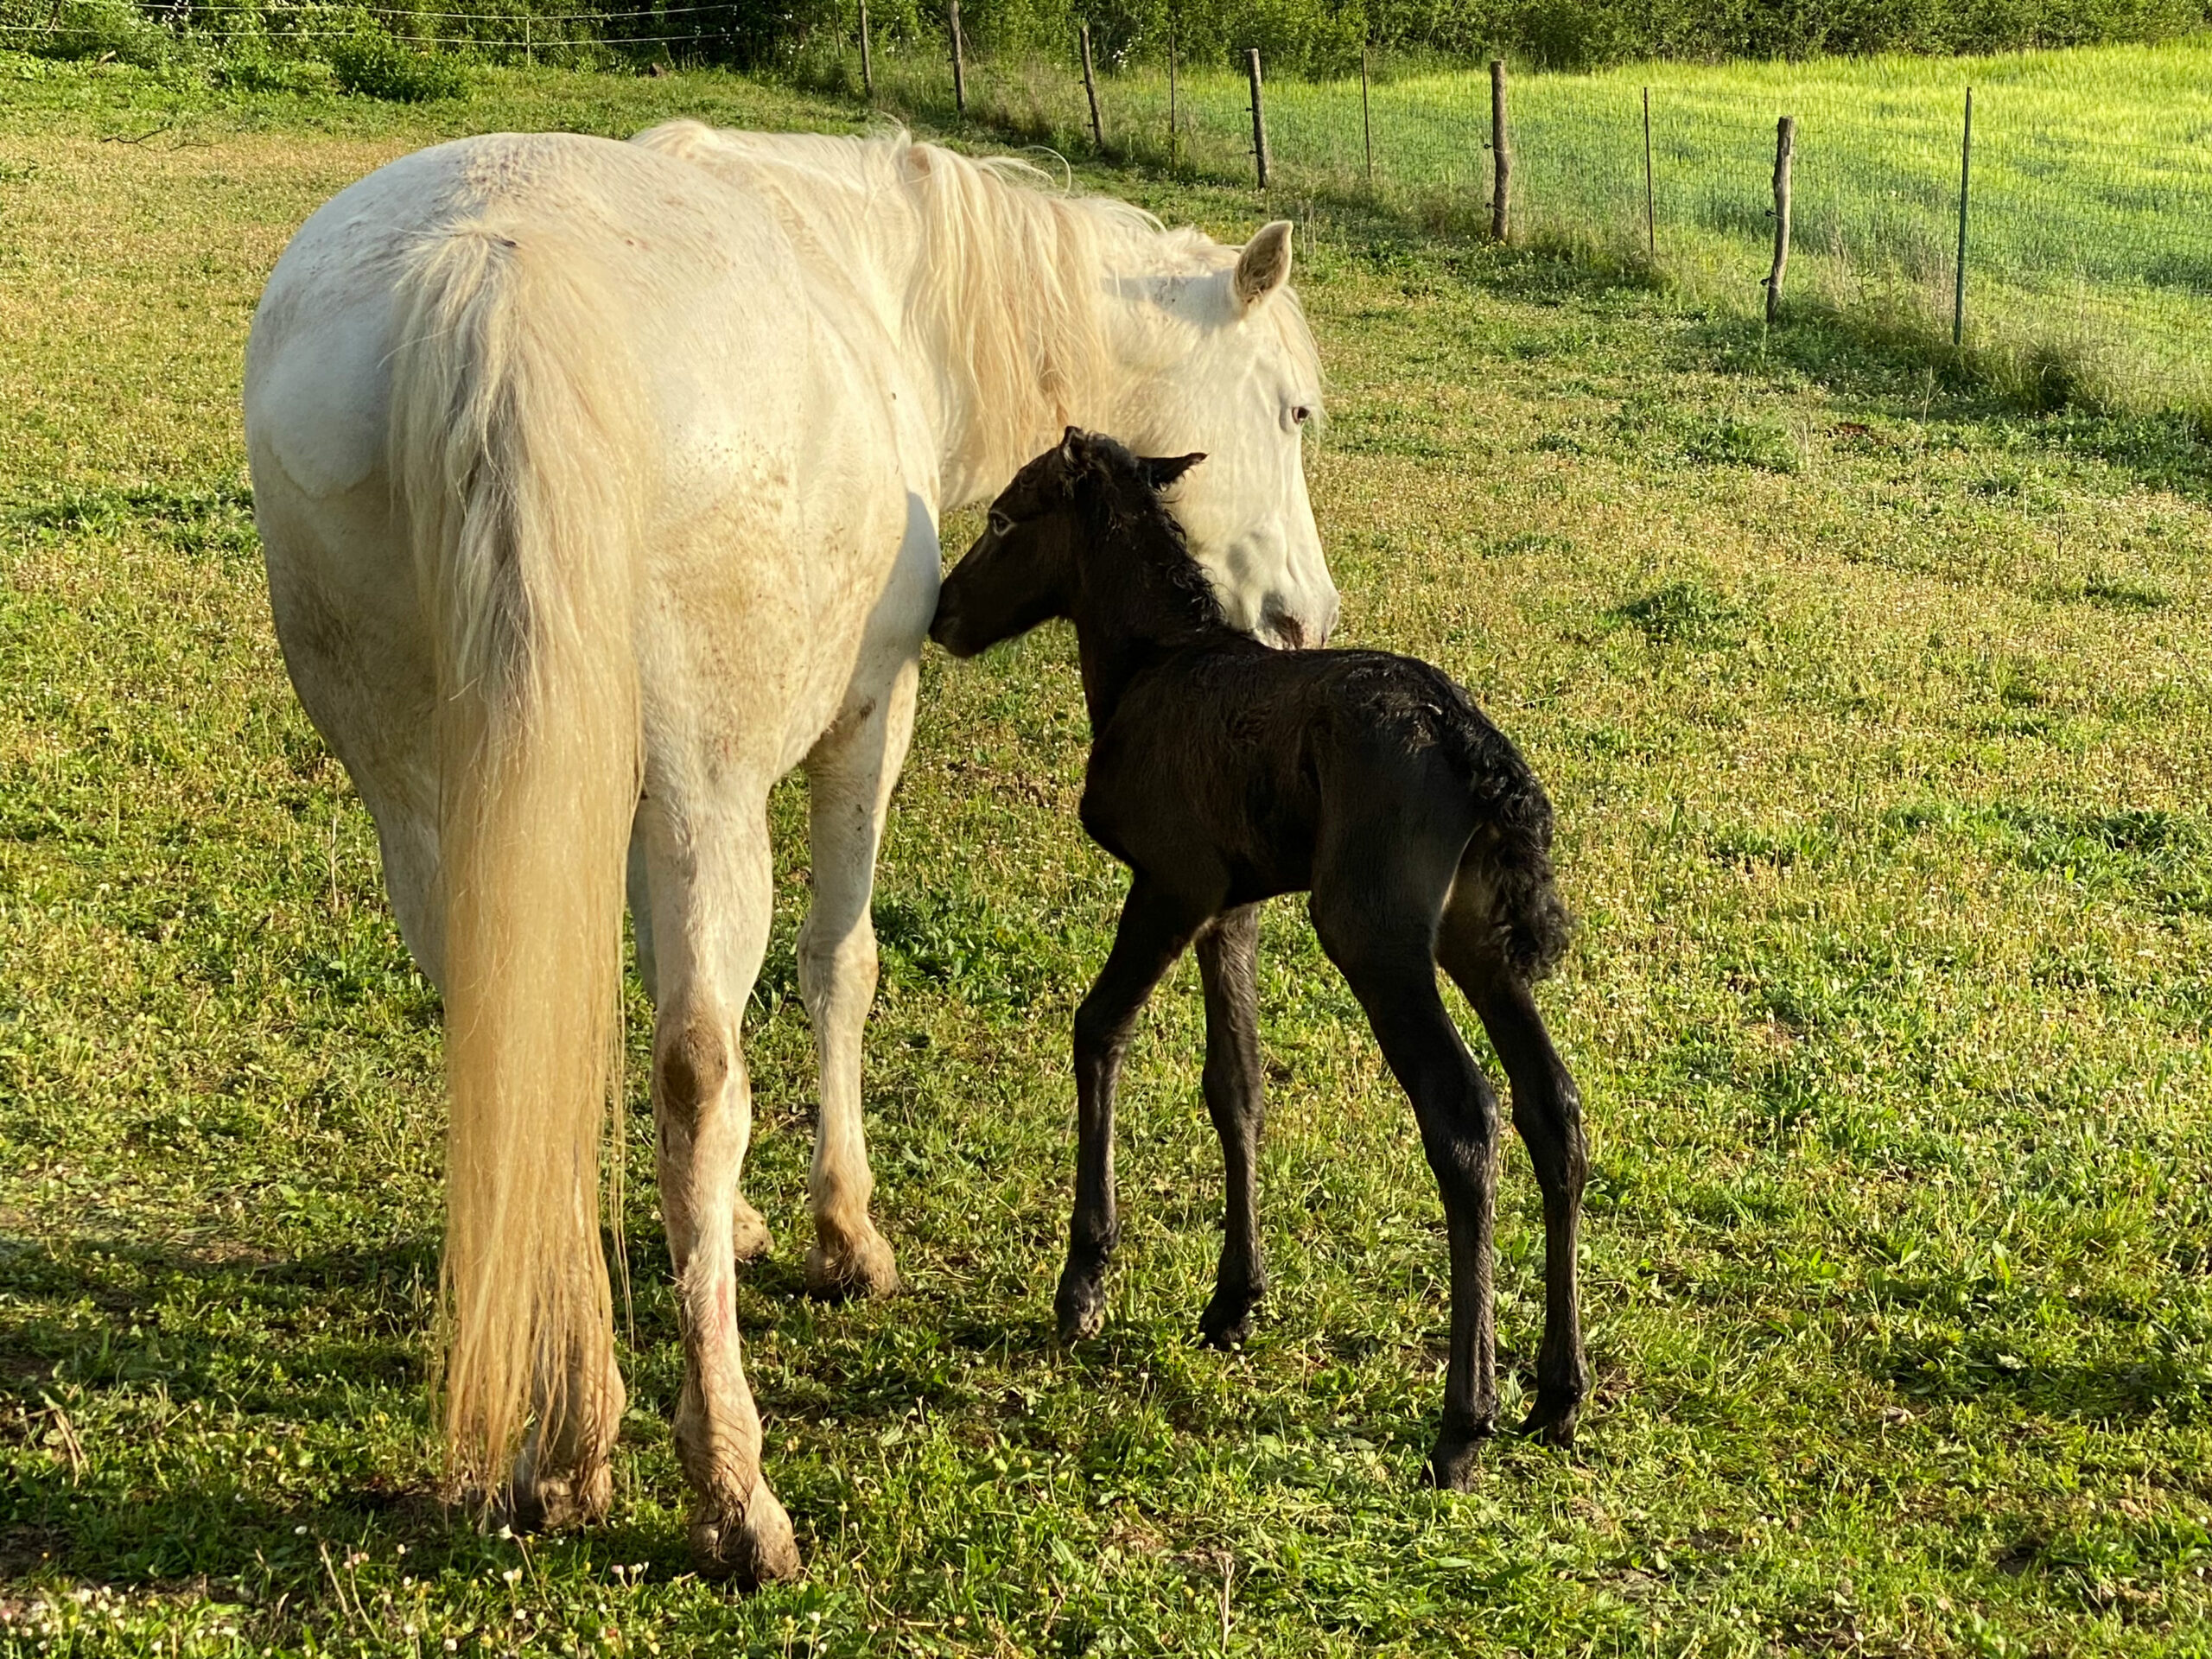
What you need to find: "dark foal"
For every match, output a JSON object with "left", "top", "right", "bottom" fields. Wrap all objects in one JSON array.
[{"left": 931, "top": 429, "right": 1588, "bottom": 1484}]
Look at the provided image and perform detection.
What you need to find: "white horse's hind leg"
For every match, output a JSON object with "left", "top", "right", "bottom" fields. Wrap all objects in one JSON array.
[
  {"left": 628, "top": 809, "right": 773, "bottom": 1263},
  {"left": 640, "top": 787, "right": 798, "bottom": 1583},
  {"left": 797, "top": 659, "right": 918, "bottom": 1300}
]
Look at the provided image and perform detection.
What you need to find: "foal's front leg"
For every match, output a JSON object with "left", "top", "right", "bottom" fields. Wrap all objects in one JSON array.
[
  {"left": 1195, "top": 905, "right": 1268, "bottom": 1347},
  {"left": 1058, "top": 879, "right": 1208, "bottom": 1342}
]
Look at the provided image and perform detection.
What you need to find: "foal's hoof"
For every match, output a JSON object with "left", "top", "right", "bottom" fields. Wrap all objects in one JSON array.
[
  {"left": 805, "top": 1225, "right": 899, "bottom": 1301},
  {"left": 733, "top": 1198, "right": 774, "bottom": 1264},
  {"left": 1196, "top": 1286, "right": 1263, "bottom": 1350},
  {"left": 690, "top": 1482, "right": 802, "bottom": 1587},
  {"left": 1517, "top": 1391, "right": 1582, "bottom": 1450},
  {"left": 1425, "top": 1424, "right": 1492, "bottom": 1492},
  {"left": 1054, "top": 1267, "right": 1109, "bottom": 1344}
]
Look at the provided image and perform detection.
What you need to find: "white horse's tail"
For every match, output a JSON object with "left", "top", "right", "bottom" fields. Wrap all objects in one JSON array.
[{"left": 389, "top": 223, "right": 644, "bottom": 1493}]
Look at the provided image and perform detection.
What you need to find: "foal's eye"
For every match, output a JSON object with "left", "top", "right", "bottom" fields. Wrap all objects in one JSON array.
[{"left": 989, "top": 511, "right": 1014, "bottom": 537}]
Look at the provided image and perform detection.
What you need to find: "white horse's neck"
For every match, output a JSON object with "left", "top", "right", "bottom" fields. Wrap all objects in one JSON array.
[
  {"left": 893, "top": 143, "right": 1210, "bottom": 506},
  {"left": 627, "top": 124, "right": 1313, "bottom": 513}
]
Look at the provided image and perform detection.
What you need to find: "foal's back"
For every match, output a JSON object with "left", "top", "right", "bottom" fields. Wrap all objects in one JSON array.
[{"left": 1084, "top": 641, "right": 1516, "bottom": 913}]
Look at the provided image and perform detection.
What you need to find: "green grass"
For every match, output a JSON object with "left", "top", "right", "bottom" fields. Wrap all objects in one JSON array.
[
  {"left": 836, "top": 37, "right": 2212, "bottom": 422},
  {"left": 4, "top": 51, "right": 2212, "bottom": 1658}
]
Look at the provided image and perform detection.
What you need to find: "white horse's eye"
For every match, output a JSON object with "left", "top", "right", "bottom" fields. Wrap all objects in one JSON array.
[
  {"left": 989, "top": 511, "right": 1013, "bottom": 536},
  {"left": 1291, "top": 405, "right": 1313, "bottom": 427}
]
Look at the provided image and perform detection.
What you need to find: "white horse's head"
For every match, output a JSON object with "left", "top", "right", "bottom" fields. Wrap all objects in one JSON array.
[
  {"left": 1112, "top": 222, "right": 1338, "bottom": 649},
  {"left": 881, "top": 139, "right": 1336, "bottom": 646}
]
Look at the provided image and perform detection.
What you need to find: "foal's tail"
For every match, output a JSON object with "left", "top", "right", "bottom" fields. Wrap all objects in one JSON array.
[
  {"left": 1446, "top": 690, "right": 1573, "bottom": 983},
  {"left": 388, "top": 221, "right": 645, "bottom": 1494}
]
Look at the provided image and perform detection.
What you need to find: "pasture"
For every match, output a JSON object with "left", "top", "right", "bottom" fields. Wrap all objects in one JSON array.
[
  {"left": 3, "top": 54, "right": 2210, "bottom": 1657},
  {"left": 860, "top": 39, "right": 2212, "bottom": 418}
]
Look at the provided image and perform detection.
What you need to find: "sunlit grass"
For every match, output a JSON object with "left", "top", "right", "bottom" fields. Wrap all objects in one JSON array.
[
  {"left": 840, "top": 37, "right": 2212, "bottom": 422},
  {"left": 1, "top": 52, "right": 2209, "bottom": 1657}
]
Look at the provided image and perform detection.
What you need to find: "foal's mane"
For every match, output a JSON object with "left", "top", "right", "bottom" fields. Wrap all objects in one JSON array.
[
  {"left": 1072, "top": 438, "right": 1233, "bottom": 648},
  {"left": 631, "top": 121, "right": 1322, "bottom": 507}
]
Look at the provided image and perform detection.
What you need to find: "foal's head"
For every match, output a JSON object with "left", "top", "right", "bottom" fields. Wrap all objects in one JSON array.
[{"left": 931, "top": 429, "right": 1220, "bottom": 660}]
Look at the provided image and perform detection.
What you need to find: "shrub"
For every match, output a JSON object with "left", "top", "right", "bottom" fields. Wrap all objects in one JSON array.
[
  {"left": 24, "top": 0, "right": 180, "bottom": 67},
  {"left": 324, "top": 23, "right": 467, "bottom": 99}
]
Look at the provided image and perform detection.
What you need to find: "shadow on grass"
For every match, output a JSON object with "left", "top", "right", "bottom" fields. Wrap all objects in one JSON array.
[
  {"left": 1673, "top": 302, "right": 2212, "bottom": 498},
  {"left": 1876, "top": 1338, "right": 2205, "bottom": 1426},
  {"left": 0, "top": 1231, "right": 435, "bottom": 1407}
]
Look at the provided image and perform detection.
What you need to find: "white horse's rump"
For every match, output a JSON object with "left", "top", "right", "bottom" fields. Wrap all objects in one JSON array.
[{"left": 244, "top": 124, "right": 1334, "bottom": 1577}]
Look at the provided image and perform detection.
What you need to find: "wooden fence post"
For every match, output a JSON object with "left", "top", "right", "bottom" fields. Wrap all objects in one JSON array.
[
  {"left": 1766, "top": 114, "right": 1794, "bottom": 325},
  {"left": 1489, "top": 59, "right": 1510, "bottom": 242},
  {"left": 1248, "top": 48, "right": 1269, "bottom": 189},
  {"left": 1954, "top": 86, "right": 1974, "bottom": 346},
  {"left": 1360, "top": 42, "right": 1374, "bottom": 188},
  {"left": 1167, "top": 20, "right": 1179, "bottom": 169},
  {"left": 1080, "top": 24, "right": 1104, "bottom": 152},
  {"left": 1642, "top": 86, "right": 1655, "bottom": 260},
  {"left": 948, "top": 0, "right": 965, "bottom": 114},
  {"left": 858, "top": 0, "right": 872, "bottom": 99}
]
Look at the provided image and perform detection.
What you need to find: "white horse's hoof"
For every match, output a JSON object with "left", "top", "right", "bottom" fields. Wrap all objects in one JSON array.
[
  {"left": 805, "top": 1226, "right": 899, "bottom": 1300},
  {"left": 690, "top": 1481, "right": 801, "bottom": 1586},
  {"left": 499, "top": 1458, "right": 612, "bottom": 1533},
  {"left": 733, "top": 1198, "right": 773, "bottom": 1263}
]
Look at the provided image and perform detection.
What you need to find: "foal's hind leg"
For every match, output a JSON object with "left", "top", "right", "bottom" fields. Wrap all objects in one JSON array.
[
  {"left": 794, "top": 659, "right": 918, "bottom": 1300},
  {"left": 1312, "top": 865, "right": 1501, "bottom": 1491},
  {"left": 1195, "top": 905, "right": 1268, "bottom": 1348},
  {"left": 1439, "top": 896, "right": 1588, "bottom": 1447},
  {"left": 1059, "top": 879, "right": 1210, "bottom": 1342}
]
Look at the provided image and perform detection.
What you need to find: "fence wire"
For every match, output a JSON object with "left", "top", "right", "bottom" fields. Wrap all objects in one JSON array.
[
  {"left": 7, "top": 4, "right": 2206, "bottom": 415},
  {"left": 836, "top": 34, "right": 2212, "bottom": 416}
]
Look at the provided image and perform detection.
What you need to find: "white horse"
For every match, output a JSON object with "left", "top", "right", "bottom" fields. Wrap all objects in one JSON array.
[{"left": 243, "top": 121, "right": 1336, "bottom": 1580}]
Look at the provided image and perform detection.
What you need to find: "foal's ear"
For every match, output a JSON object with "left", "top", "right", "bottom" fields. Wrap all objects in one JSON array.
[
  {"left": 1232, "top": 220, "right": 1294, "bottom": 311},
  {"left": 1139, "top": 452, "right": 1206, "bottom": 492}
]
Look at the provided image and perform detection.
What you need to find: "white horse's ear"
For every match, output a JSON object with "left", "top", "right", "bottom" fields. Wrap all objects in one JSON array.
[{"left": 1232, "top": 221, "right": 1294, "bottom": 312}]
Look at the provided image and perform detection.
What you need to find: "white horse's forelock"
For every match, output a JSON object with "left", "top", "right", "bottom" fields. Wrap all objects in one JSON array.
[{"left": 631, "top": 120, "right": 1322, "bottom": 506}]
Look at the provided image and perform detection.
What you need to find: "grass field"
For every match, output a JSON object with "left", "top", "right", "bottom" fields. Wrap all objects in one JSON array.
[
  {"left": 3, "top": 52, "right": 2212, "bottom": 1658},
  {"left": 846, "top": 37, "right": 2212, "bottom": 421}
]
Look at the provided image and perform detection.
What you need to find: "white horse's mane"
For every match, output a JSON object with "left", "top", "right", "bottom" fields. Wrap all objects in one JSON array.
[{"left": 632, "top": 121, "right": 1322, "bottom": 505}]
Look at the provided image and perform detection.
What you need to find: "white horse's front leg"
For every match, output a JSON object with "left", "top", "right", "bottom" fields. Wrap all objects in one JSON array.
[{"left": 797, "top": 656, "right": 918, "bottom": 1300}]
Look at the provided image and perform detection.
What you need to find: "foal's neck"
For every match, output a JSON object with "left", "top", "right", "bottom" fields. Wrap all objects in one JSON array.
[{"left": 1071, "top": 486, "right": 1236, "bottom": 733}]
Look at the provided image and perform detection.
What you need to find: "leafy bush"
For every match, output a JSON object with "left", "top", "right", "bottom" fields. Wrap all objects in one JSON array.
[
  {"left": 323, "top": 22, "right": 467, "bottom": 99},
  {"left": 865, "top": 0, "right": 2211, "bottom": 74},
  {"left": 21, "top": 0, "right": 181, "bottom": 67}
]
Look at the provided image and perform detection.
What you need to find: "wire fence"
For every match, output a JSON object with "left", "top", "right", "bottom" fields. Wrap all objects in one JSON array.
[
  {"left": 0, "top": 2, "right": 782, "bottom": 54},
  {"left": 7, "top": 3, "right": 2208, "bottom": 416},
  {"left": 825, "top": 30, "right": 2212, "bottom": 418}
]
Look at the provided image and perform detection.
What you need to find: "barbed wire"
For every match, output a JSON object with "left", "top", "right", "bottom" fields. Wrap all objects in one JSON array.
[
  {"left": 1, "top": 21, "right": 729, "bottom": 41},
  {"left": 0, "top": 1, "right": 749, "bottom": 29}
]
